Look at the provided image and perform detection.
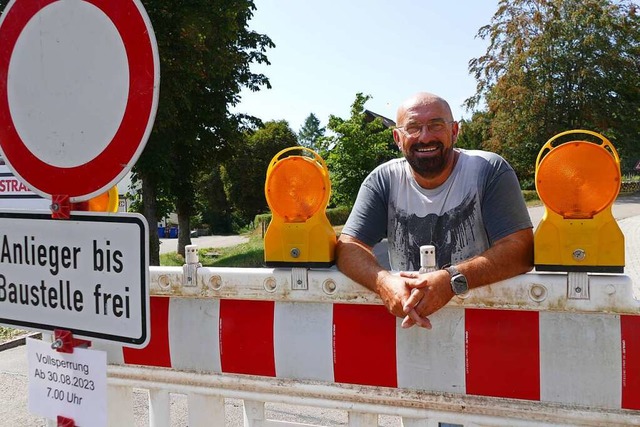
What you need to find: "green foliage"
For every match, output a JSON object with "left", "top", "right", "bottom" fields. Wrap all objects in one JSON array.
[
  {"left": 323, "top": 93, "right": 398, "bottom": 207},
  {"left": 0, "top": 326, "right": 28, "bottom": 343},
  {"left": 130, "top": 0, "right": 274, "bottom": 260},
  {"left": 521, "top": 190, "right": 540, "bottom": 203},
  {"left": 254, "top": 206, "right": 351, "bottom": 230},
  {"left": 199, "top": 167, "right": 235, "bottom": 233},
  {"left": 466, "top": 0, "right": 640, "bottom": 182},
  {"left": 221, "top": 120, "right": 298, "bottom": 226},
  {"left": 298, "top": 113, "right": 326, "bottom": 151},
  {"left": 457, "top": 111, "right": 493, "bottom": 151},
  {"left": 325, "top": 206, "right": 351, "bottom": 226},
  {"left": 160, "top": 233, "right": 265, "bottom": 267}
]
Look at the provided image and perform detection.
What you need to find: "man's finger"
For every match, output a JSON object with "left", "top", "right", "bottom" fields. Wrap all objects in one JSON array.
[
  {"left": 399, "top": 271, "right": 419, "bottom": 278},
  {"left": 402, "top": 309, "right": 432, "bottom": 329},
  {"left": 403, "top": 288, "right": 424, "bottom": 313},
  {"left": 401, "top": 315, "right": 416, "bottom": 328}
]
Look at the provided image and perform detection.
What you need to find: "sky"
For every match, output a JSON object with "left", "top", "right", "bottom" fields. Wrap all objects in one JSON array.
[{"left": 233, "top": 0, "right": 500, "bottom": 132}]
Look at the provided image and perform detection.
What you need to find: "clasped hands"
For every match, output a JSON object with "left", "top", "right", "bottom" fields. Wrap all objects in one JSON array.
[{"left": 377, "top": 269, "right": 454, "bottom": 329}]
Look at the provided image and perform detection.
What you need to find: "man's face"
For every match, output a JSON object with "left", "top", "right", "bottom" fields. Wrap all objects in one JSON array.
[{"left": 393, "top": 101, "right": 459, "bottom": 180}]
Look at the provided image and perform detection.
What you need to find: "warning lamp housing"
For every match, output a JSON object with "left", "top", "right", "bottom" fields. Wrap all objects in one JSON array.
[
  {"left": 534, "top": 130, "right": 624, "bottom": 272},
  {"left": 264, "top": 147, "right": 336, "bottom": 267},
  {"left": 74, "top": 186, "right": 119, "bottom": 212}
]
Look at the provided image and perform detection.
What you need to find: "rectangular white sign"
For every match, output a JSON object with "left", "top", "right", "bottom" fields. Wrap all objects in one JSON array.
[
  {"left": 0, "top": 211, "right": 149, "bottom": 346},
  {"left": 27, "top": 338, "right": 107, "bottom": 427},
  {"left": 0, "top": 164, "right": 50, "bottom": 211}
]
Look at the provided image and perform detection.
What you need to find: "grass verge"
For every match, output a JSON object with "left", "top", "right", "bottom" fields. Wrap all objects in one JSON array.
[
  {"left": 161, "top": 231, "right": 265, "bottom": 267},
  {"left": 0, "top": 326, "right": 28, "bottom": 343}
]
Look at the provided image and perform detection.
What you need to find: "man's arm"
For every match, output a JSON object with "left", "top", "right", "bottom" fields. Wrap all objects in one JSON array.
[{"left": 336, "top": 234, "right": 433, "bottom": 329}]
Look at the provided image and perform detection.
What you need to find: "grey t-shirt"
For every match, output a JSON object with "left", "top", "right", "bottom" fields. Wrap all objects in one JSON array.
[{"left": 341, "top": 149, "right": 532, "bottom": 271}]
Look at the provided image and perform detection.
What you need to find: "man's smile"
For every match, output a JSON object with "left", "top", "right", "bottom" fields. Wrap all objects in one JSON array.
[{"left": 412, "top": 142, "right": 443, "bottom": 157}]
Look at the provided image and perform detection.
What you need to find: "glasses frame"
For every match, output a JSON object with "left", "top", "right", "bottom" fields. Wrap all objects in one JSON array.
[{"left": 396, "top": 120, "right": 456, "bottom": 138}]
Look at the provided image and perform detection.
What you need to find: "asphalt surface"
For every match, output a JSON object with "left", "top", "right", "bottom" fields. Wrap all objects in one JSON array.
[
  {"left": 159, "top": 234, "right": 249, "bottom": 254},
  {"left": 2, "top": 194, "right": 639, "bottom": 426}
]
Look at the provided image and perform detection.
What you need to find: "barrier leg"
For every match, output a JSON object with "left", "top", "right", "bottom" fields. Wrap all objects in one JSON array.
[
  {"left": 348, "top": 411, "right": 377, "bottom": 426},
  {"left": 188, "top": 393, "right": 225, "bottom": 426},
  {"left": 149, "top": 388, "right": 170, "bottom": 427},
  {"left": 107, "top": 384, "right": 135, "bottom": 426},
  {"left": 243, "top": 399, "right": 266, "bottom": 426}
]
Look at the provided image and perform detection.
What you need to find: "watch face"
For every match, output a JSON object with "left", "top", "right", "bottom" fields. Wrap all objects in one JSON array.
[{"left": 452, "top": 275, "right": 469, "bottom": 295}]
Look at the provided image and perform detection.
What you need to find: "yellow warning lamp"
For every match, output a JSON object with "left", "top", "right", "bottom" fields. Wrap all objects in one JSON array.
[
  {"left": 534, "top": 130, "right": 624, "bottom": 272},
  {"left": 264, "top": 147, "right": 336, "bottom": 267},
  {"left": 76, "top": 186, "right": 119, "bottom": 212}
]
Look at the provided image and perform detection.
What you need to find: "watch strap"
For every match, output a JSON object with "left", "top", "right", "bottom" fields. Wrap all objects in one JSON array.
[{"left": 445, "top": 265, "right": 460, "bottom": 277}]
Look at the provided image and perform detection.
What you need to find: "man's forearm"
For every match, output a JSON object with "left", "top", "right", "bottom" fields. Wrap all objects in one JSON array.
[
  {"left": 456, "top": 228, "right": 534, "bottom": 289},
  {"left": 335, "top": 236, "right": 391, "bottom": 294}
]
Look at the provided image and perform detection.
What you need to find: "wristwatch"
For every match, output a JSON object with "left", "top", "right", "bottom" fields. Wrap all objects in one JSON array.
[{"left": 445, "top": 265, "right": 469, "bottom": 295}]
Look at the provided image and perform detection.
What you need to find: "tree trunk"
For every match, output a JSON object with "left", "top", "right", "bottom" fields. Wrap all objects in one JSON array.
[
  {"left": 176, "top": 205, "right": 192, "bottom": 258},
  {"left": 142, "top": 175, "right": 160, "bottom": 266}
]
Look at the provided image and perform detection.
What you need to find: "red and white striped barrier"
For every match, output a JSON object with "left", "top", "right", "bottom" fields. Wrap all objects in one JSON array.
[{"left": 98, "top": 293, "right": 640, "bottom": 413}]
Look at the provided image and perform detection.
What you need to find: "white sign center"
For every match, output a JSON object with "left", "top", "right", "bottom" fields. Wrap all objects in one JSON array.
[{"left": 7, "top": 0, "right": 129, "bottom": 168}]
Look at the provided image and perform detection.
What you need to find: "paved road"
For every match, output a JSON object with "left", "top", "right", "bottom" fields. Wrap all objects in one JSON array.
[
  {"left": 2, "top": 194, "right": 639, "bottom": 426},
  {"left": 159, "top": 234, "right": 249, "bottom": 254}
]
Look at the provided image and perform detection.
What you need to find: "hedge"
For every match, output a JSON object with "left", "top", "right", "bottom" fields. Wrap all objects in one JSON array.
[{"left": 255, "top": 206, "right": 352, "bottom": 229}]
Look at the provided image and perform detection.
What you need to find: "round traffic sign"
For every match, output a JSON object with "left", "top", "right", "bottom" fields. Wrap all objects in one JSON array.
[{"left": 0, "top": 0, "right": 159, "bottom": 202}]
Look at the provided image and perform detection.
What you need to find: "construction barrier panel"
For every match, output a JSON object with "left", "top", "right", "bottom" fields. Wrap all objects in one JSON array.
[{"left": 90, "top": 264, "right": 640, "bottom": 426}]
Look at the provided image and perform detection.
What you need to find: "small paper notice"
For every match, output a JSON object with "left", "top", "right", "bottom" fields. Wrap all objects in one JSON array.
[{"left": 27, "top": 337, "right": 107, "bottom": 427}]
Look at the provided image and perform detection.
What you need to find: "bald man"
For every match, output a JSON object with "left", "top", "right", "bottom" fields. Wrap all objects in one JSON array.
[{"left": 336, "top": 92, "right": 533, "bottom": 329}]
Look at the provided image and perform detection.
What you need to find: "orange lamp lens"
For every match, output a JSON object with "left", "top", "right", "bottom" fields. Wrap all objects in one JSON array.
[
  {"left": 536, "top": 141, "right": 619, "bottom": 219},
  {"left": 82, "top": 186, "right": 118, "bottom": 212},
  {"left": 267, "top": 157, "right": 326, "bottom": 222},
  {"left": 87, "top": 192, "right": 111, "bottom": 211}
]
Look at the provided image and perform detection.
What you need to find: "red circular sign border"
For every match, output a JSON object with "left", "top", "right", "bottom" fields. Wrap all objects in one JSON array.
[{"left": 0, "top": 0, "right": 157, "bottom": 200}]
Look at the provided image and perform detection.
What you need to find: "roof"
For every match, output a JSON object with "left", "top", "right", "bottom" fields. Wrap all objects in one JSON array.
[{"left": 364, "top": 109, "right": 395, "bottom": 128}]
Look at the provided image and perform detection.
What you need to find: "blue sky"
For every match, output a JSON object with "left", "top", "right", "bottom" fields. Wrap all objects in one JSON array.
[{"left": 233, "top": 0, "right": 499, "bottom": 132}]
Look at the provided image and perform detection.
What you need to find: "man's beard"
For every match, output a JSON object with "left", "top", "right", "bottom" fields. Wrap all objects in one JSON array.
[{"left": 404, "top": 141, "right": 452, "bottom": 179}]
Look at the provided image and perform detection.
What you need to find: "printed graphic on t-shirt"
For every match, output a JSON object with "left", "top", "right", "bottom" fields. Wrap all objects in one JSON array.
[{"left": 388, "top": 193, "right": 489, "bottom": 271}]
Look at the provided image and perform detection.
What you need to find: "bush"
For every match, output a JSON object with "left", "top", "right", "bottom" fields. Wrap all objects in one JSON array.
[
  {"left": 620, "top": 181, "right": 640, "bottom": 194},
  {"left": 254, "top": 206, "right": 352, "bottom": 229},
  {"left": 326, "top": 206, "right": 351, "bottom": 225},
  {"left": 522, "top": 190, "right": 540, "bottom": 202}
]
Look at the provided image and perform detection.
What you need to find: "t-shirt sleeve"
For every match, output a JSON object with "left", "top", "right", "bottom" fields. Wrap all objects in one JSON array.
[
  {"left": 340, "top": 170, "right": 389, "bottom": 248},
  {"left": 481, "top": 161, "right": 533, "bottom": 244}
]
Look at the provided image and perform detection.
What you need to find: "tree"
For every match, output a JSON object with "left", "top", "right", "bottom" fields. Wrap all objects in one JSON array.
[
  {"left": 466, "top": 0, "right": 640, "bottom": 185},
  {"left": 298, "top": 113, "right": 325, "bottom": 151},
  {"left": 199, "top": 167, "right": 235, "bottom": 234},
  {"left": 134, "top": 0, "right": 274, "bottom": 262},
  {"left": 323, "top": 94, "right": 398, "bottom": 207},
  {"left": 220, "top": 120, "right": 298, "bottom": 226},
  {"left": 457, "top": 111, "right": 494, "bottom": 151}
]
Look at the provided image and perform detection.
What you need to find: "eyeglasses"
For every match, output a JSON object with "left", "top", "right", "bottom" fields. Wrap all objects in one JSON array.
[{"left": 396, "top": 120, "right": 455, "bottom": 137}]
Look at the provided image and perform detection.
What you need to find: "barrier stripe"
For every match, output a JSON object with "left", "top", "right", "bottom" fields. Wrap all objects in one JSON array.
[
  {"left": 540, "top": 312, "right": 621, "bottom": 408},
  {"left": 123, "top": 296, "right": 171, "bottom": 367},
  {"left": 219, "top": 299, "right": 276, "bottom": 377},
  {"left": 333, "top": 304, "right": 397, "bottom": 387},
  {"left": 274, "top": 302, "right": 334, "bottom": 381},
  {"left": 465, "top": 309, "right": 540, "bottom": 400},
  {"left": 396, "top": 307, "right": 466, "bottom": 392},
  {"left": 111, "top": 297, "right": 640, "bottom": 411},
  {"left": 622, "top": 315, "right": 640, "bottom": 410},
  {"left": 169, "top": 298, "right": 220, "bottom": 373}
]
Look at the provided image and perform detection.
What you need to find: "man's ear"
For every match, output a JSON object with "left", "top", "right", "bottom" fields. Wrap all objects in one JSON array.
[
  {"left": 452, "top": 121, "right": 460, "bottom": 145},
  {"left": 393, "top": 129, "right": 402, "bottom": 149}
]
